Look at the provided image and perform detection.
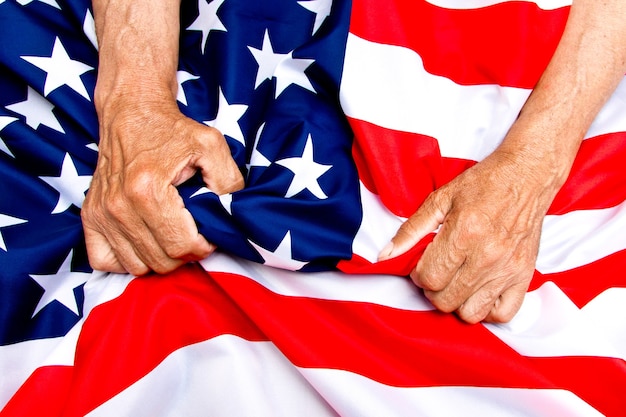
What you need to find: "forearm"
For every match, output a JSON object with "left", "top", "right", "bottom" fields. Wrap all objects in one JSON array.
[
  {"left": 499, "top": 0, "right": 626, "bottom": 192},
  {"left": 92, "top": 0, "right": 182, "bottom": 111}
]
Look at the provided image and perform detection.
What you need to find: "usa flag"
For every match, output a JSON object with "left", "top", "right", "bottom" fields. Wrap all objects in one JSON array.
[{"left": 1, "top": 0, "right": 625, "bottom": 416}]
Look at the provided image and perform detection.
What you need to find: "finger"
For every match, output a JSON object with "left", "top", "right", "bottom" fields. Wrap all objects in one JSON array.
[
  {"left": 484, "top": 281, "right": 528, "bottom": 323},
  {"left": 193, "top": 125, "right": 245, "bottom": 195},
  {"left": 453, "top": 280, "right": 503, "bottom": 324},
  {"left": 100, "top": 185, "right": 190, "bottom": 274},
  {"left": 378, "top": 192, "right": 449, "bottom": 261},
  {"left": 135, "top": 184, "right": 215, "bottom": 267},
  {"left": 84, "top": 226, "right": 127, "bottom": 273},
  {"left": 419, "top": 252, "right": 471, "bottom": 312},
  {"left": 200, "top": 155, "right": 244, "bottom": 195},
  {"left": 410, "top": 215, "right": 468, "bottom": 293},
  {"left": 83, "top": 225, "right": 153, "bottom": 275}
]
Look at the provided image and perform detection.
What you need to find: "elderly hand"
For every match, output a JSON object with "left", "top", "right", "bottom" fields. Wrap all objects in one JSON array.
[
  {"left": 83, "top": 0, "right": 245, "bottom": 275},
  {"left": 378, "top": 145, "right": 558, "bottom": 324},
  {"left": 379, "top": 0, "right": 626, "bottom": 323},
  {"left": 82, "top": 90, "right": 244, "bottom": 276}
]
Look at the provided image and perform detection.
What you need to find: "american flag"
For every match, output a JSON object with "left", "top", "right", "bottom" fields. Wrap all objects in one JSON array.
[{"left": 1, "top": 0, "right": 625, "bottom": 416}]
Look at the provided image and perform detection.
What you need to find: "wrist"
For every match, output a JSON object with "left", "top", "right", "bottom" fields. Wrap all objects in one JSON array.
[
  {"left": 93, "top": 0, "right": 181, "bottom": 113},
  {"left": 94, "top": 71, "right": 178, "bottom": 116}
]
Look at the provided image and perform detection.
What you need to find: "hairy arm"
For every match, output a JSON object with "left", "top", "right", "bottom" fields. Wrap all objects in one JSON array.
[
  {"left": 380, "top": 0, "right": 626, "bottom": 323},
  {"left": 82, "top": 0, "right": 244, "bottom": 275}
]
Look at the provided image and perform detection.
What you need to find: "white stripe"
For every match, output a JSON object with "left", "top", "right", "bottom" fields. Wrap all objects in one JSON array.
[
  {"left": 351, "top": 182, "right": 405, "bottom": 263},
  {"left": 82, "top": 270, "right": 134, "bottom": 314},
  {"left": 426, "top": 0, "right": 571, "bottom": 10},
  {"left": 341, "top": 34, "right": 530, "bottom": 161},
  {"left": 486, "top": 282, "right": 626, "bottom": 359},
  {"left": 585, "top": 79, "right": 626, "bottom": 139},
  {"left": 340, "top": 34, "right": 626, "bottom": 162},
  {"left": 87, "top": 334, "right": 603, "bottom": 417},
  {"left": 580, "top": 287, "right": 626, "bottom": 360},
  {"left": 301, "top": 367, "right": 602, "bottom": 417},
  {"left": 0, "top": 336, "right": 67, "bottom": 410},
  {"left": 86, "top": 336, "right": 338, "bottom": 417},
  {"left": 201, "top": 252, "right": 434, "bottom": 312},
  {"left": 537, "top": 200, "right": 626, "bottom": 274}
]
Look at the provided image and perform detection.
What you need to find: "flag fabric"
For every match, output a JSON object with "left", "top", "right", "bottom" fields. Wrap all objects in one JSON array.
[{"left": 1, "top": 0, "right": 625, "bottom": 416}]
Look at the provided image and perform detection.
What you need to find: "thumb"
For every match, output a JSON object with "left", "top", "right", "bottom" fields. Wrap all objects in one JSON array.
[
  {"left": 378, "top": 192, "right": 449, "bottom": 261},
  {"left": 185, "top": 123, "right": 245, "bottom": 195}
]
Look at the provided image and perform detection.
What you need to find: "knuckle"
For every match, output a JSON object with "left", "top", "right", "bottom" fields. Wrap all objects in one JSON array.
[
  {"left": 87, "top": 251, "right": 121, "bottom": 273},
  {"left": 434, "top": 299, "right": 458, "bottom": 314},
  {"left": 197, "top": 124, "right": 224, "bottom": 145},
  {"left": 457, "top": 307, "right": 485, "bottom": 324},
  {"left": 458, "top": 211, "right": 488, "bottom": 240},
  {"left": 164, "top": 241, "right": 192, "bottom": 260},
  {"left": 127, "top": 263, "right": 151, "bottom": 277},
  {"left": 423, "top": 290, "right": 456, "bottom": 313},
  {"left": 150, "top": 259, "right": 181, "bottom": 275},
  {"left": 124, "top": 171, "right": 155, "bottom": 203},
  {"left": 87, "top": 255, "right": 109, "bottom": 272},
  {"left": 413, "top": 266, "right": 447, "bottom": 292},
  {"left": 480, "top": 247, "right": 503, "bottom": 268},
  {"left": 105, "top": 194, "right": 128, "bottom": 220},
  {"left": 489, "top": 308, "right": 516, "bottom": 324}
]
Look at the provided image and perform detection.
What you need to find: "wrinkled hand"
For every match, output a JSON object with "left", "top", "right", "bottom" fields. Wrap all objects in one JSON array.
[
  {"left": 82, "top": 93, "right": 244, "bottom": 275},
  {"left": 379, "top": 149, "right": 559, "bottom": 324}
]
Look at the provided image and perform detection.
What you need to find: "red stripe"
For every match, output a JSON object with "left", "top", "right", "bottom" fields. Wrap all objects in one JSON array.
[
  {"left": 530, "top": 249, "right": 626, "bottom": 308},
  {"left": 0, "top": 366, "right": 73, "bottom": 417},
  {"left": 351, "top": 116, "right": 626, "bottom": 220},
  {"left": 210, "top": 270, "right": 626, "bottom": 416},
  {"left": 526, "top": 356, "right": 626, "bottom": 417},
  {"left": 63, "top": 264, "right": 267, "bottom": 417},
  {"left": 550, "top": 132, "right": 626, "bottom": 214},
  {"left": 350, "top": 117, "right": 474, "bottom": 218},
  {"left": 350, "top": 0, "right": 569, "bottom": 88}
]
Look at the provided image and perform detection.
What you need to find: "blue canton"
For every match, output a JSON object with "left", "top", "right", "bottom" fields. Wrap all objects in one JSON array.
[{"left": 0, "top": 0, "right": 359, "bottom": 346}]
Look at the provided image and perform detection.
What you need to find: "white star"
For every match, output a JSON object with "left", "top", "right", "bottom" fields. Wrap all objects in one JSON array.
[
  {"left": 29, "top": 250, "right": 91, "bottom": 317},
  {"left": 21, "top": 37, "right": 94, "bottom": 100},
  {"left": 298, "top": 0, "right": 333, "bottom": 34},
  {"left": 204, "top": 87, "right": 248, "bottom": 147},
  {"left": 39, "top": 153, "right": 92, "bottom": 214},
  {"left": 6, "top": 86, "right": 64, "bottom": 133},
  {"left": 191, "top": 187, "right": 213, "bottom": 198},
  {"left": 248, "top": 30, "right": 290, "bottom": 89},
  {"left": 247, "top": 122, "right": 271, "bottom": 174},
  {"left": 274, "top": 53, "right": 316, "bottom": 98},
  {"left": 0, "top": 116, "right": 18, "bottom": 157},
  {"left": 187, "top": 0, "right": 227, "bottom": 53},
  {"left": 276, "top": 134, "right": 331, "bottom": 199},
  {"left": 189, "top": 187, "right": 233, "bottom": 214},
  {"left": 249, "top": 231, "right": 307, "bottom": 271},
  {"left": 0, "top": 213, "right": 28, "bottom": 251},
  {"left": 17, "top": 0, "right": 61, "bottom": 9},
  {"left": 83, "top": 9, "right": 98, "bottom": 49},
  {"left": 219, "top": 193, "right": 233, "bottom": 214},
  {"left": 177, "top": 70, "right": 200, "bottom": 106}
]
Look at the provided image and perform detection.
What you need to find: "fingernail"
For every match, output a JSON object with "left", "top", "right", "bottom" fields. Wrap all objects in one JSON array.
[{"left": 378, "top": 241, "right": 395, "bottom": 261}]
